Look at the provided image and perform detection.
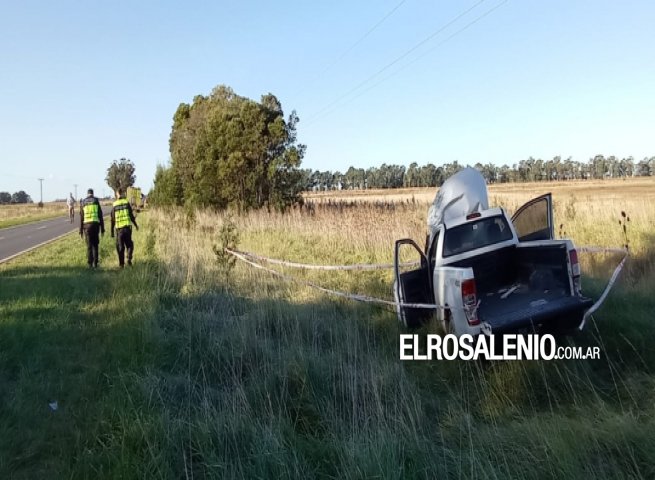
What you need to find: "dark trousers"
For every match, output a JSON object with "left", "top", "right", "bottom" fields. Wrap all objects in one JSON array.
[
  {"left": 83, "top": 223, "right": 100, "bottom": 267},
  {"left": 116, "top": 226, "right": 134, "bottom": 266}
]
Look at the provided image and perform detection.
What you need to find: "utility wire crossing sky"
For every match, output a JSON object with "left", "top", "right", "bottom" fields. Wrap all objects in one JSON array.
[{"left": 1, "top": 1, "right": 653, "bottom": 201}]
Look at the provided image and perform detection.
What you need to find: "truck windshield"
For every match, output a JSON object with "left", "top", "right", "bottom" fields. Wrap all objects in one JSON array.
[{"left": 443, "top": 215, "right": 513, "bottom": 257}]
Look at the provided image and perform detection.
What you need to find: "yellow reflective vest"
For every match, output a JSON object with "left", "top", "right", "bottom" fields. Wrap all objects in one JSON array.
[
  {"left": 82, "top": 198, "right": 100, "bottom": 224},
  {"left": 113, "top": 198, "right": 131, "bottom": 229}
]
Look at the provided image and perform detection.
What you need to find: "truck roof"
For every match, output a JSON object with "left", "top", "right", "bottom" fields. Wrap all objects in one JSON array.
[{"left": 427, "top": 167, "right": 489, "bottom": 238}]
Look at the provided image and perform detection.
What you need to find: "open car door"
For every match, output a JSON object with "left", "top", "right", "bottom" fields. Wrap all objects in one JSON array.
[
  {"left": 511, "top": 193, "right": 554, "bottom": 241},
  {"left": 393, "top": 239, "right": 434, "bottom": 328}
]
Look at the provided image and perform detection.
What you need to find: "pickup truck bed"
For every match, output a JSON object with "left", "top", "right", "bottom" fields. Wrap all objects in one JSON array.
[
  {"left": 479, "top": 286, "right": 593, "bottom": 333},
  {"left": 448, "top": 244, "right": 592, "bottom": 333}
]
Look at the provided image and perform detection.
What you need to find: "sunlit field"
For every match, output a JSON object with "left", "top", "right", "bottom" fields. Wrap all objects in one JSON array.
[
  {"left": 0, "top": 202, "right": 68, "bottom": 228},
  {"left": 300, "top": 177, "right": 655, "bottom": 290},
  {"left": 305, "top": 177, "right": 655, "bottom": 206},
  {"left": 1, "top": 177, "right": 654, "bottom": 478},
  {"left": 176, "top": 177, "right": 653, "bottom": 290}
]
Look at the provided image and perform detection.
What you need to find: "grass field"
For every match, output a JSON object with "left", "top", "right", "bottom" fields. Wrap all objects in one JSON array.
[
  {"left": 1, "top": 178, "right": 654, "bottom": 478},
  {"left": 304, "top": 177, "right": 655, "bottom": 206},
  {"left": 0, "top": 203, "right": 69, "bottom": 229}
]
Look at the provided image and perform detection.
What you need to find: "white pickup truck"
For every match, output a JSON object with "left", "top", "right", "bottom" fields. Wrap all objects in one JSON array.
[{"left": 394, "top": 168, "right": 593, "bottom": 336}]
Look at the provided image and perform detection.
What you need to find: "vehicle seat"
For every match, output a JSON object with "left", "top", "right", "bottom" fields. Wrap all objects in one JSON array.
[
  {"left": 444, "top": 229, "right": 463, "bottom": 255},
  {"left": 486, "top": 221, "right": 504, "bottom": 244}
]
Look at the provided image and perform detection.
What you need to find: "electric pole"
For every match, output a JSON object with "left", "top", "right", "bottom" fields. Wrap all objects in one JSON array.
[{"left": 38, "top": 178, "right": 44, "bottom": 206}]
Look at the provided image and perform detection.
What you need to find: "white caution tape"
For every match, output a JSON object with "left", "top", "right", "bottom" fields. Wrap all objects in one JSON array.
[
  {"left": 227, "top": 249, "right": 444, "bottom": 310},
  {"left": 225, "top": 248, "right": 419, "bottom": 271},
  {"left": 227, "top": 245, "right": 627, "bottom": 326},
  {"left": 578, "top": 246, "right": 627, "bottom": 255},
  {"left": 577, "top": 246, "right": 629, "bottom": 330}
]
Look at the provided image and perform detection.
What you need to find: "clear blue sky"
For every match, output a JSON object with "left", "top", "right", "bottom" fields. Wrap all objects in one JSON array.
[{"left": 1, "top": 0, "right": 653, "bottom": 201}]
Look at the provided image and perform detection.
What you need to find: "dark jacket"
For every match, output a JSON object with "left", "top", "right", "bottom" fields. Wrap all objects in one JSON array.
[{"left": 79, "top": 196, "right": 105, "bottom": 234}]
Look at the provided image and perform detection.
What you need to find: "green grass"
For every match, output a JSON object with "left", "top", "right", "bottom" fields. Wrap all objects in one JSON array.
[
  {"left": 0, "top": 229, "right": 171, "bottom": 478},
  {"left": 1, "top": 214, "right": 655, "bottom": 478}
]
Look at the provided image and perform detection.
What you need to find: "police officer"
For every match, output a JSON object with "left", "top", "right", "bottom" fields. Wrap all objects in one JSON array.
[
  {"left": 79, "top": 188, "right": 105, "bottom": 268},
  {"left": 110, "top": 187, "right": 139, "bottom": 267}
]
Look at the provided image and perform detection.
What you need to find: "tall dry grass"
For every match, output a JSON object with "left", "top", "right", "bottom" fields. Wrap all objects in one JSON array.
[
  {"left": 135, "top": 179, "right": 655, "bottom": 477},
  {"left": 152, "top": 177, "right": 654, "bottom": 298}
]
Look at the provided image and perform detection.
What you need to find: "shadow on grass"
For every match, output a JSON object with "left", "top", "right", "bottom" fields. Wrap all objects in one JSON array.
[
  {"left": 0, "top": 260, "right": 420, "bottom": 478},
  {"left": 0, "top": 261, "right": 165, "bottom": 478},
  {"left": 145, "top": 272, "right": 655, "bottom": 479},
  {"left": 1, "top": 247, "right": 654, "bottom": 479}
]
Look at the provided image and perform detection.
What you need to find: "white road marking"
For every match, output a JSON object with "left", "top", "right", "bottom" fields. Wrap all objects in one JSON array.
[
  {"left": 0, "top": 236, "right": 4, "bottom": 240},
  {"left": 36, "top": 226, "right": 47, "bottom": 230},
  {"left": 0, "top": 216, "right": 67, "bottom": 231},
  {"left": 0, "top": 230, "right": 76, "bottom": 264}
]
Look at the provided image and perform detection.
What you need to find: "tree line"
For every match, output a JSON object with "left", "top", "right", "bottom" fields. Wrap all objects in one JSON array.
[
  {"left": 0, "top": 191, "right": 32, "bottom": 204},
  {"left": 303, "top": 155, "right": 655, "bottom": 191}
]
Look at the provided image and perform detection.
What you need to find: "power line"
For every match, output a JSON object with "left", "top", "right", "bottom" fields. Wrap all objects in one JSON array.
[
  {"left": 306, "top": 0, "right": 509, "bottom": 126},
  {"left": 335, "top": 0, "right": 407, "bottom": 62},
  {"left": 303, "top": 0, "right": 488, "bottom": 126},
  {"left": 292, "top": 0, "right": 407, "bottom": 102}
]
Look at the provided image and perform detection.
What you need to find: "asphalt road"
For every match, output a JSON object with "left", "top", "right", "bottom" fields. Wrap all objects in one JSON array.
[{"left": 0, "top": 215, "right": 88, "bottom": 263}]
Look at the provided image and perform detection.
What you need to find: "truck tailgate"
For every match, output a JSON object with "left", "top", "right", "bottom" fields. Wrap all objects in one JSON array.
[{"left": 480, "top": 292, "right": 593, "bottom": 334}]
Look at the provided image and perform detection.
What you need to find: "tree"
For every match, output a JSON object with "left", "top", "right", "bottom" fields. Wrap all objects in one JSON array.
[
  {"left": 344, "top": 166, "right": 365, "bottom": 190},
  {"left": 405, "top": 162, "right": 419, "bottom": 187},
  {"left": 0, "top": 191, "right": 11, "bottom": 204},
  {"left": 298, "top": 168, "right": 313, "bottom": 190},
  {"left": 11, "top": 191, "right": 32, "bottom": 204},
  {"left": 148, "top": 164, "right": 182, "bottom": 207},
  {"left": 156, "top": 85, "right": 305, "bottom": 212},
  {"left": 419, "top": 163, "right": 439, "bottom": 186},
  {"left": 635, "top": 157, "right": 653, "bottom": 176},
  {"left": 106, "top": 158, "right": 136, "bottom": 193}
]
